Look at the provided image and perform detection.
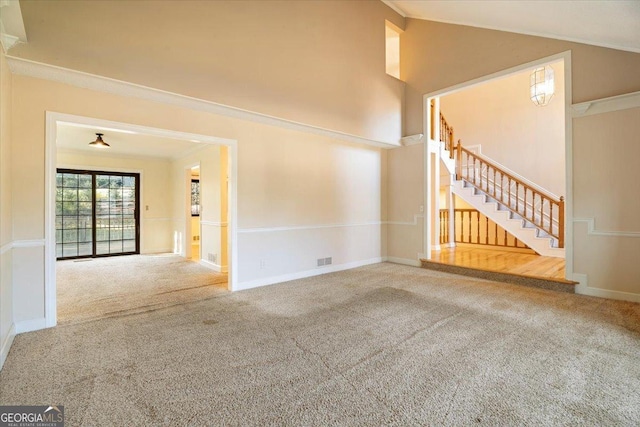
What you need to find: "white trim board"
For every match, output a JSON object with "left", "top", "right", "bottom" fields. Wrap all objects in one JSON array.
[
  {"left": 7, "top": 56, "right": 401, "bottom": 149},
  {"left": 238, "top": 221, "right": 383, "bottom": 234},
  {"left": 573, "top": 218, "right": 640, "bottom": 238},
  {"left": 236, "top": 257, "right": 383, "bottom": 291},
  {"left": 15, "top": 318, "right": 47, "bottom": 334},
  {"left": 0, "top": 323, "right": 16, "bottom": 372},
  {"left": 200, "top": 220, "right": 228, "bottom": 227},
  {"left": 0, "top": 242, "right": 11, "bottom": 255},
  {"left": 384, "top": 257, "right": 421, "bottom": 267},
  {"left": 572, "top": 90, "right": 640, "bottom": 117},
  {"left": 386, "top": 214, "right": 424, "bottom": 226},
  {"left": 1, "top": 239, "right": 46, "bottom": 255},
  {"left": 44, "top": 112, "right": 241, "bottom": 334},
  {"left": 11, "top": 239, "right": 46, "bottom": 248},
  {"left": 573, "top": 273, "right": 640, "bottom": 303},
  {"left": 199, "top": 259, "right": 228, "bottom": 274}
]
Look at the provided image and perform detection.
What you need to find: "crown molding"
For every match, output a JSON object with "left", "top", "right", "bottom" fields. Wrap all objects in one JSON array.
[
  {"left": 400, "top": 133, "right": 423, "bottom": 146},
  {"left": 0, "top": 0, "right": 27, "bottom": 53},
  {"left": 6, "top": 56, "right": 401, "bottom": 150},
  {"left": 0, "top": 32, "right": 20, "bottom": 52},
  {"left": 381, "top": 1, "right": 407, "bottom": 18},
  {"left": 572, "top": 91, "right": 640, "bottom": 118}
]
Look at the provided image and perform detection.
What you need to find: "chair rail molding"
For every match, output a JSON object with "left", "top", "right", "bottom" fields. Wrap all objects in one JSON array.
[
  {"left": 238, "top": 221, "right": 383, "bottom": 234},
  {"left": 385, "top": 214, "right": 424, "bottom": 226},
  {"left": 573, "top": 217, "right": 640, "bottom": 237}
]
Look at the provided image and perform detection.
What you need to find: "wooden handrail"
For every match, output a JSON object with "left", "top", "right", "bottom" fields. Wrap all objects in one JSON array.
[
  {"left": 454, "top": 141, "right": 565, "bottom": 248},
  {"left": 439, "top": 112, "right": 455, "bottom": 158},
  {"left": 440, "top": 209, "right": 529, "bottom": 249}
]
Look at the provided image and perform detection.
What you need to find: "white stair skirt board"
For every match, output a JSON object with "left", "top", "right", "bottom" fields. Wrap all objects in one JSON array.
[{"left": 452, "top": 180, "right": 565, "bottom": 258}]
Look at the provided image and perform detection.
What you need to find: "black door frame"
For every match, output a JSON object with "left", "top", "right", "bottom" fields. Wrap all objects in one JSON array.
[{"left": 56, "top": 168, "right": 140, "bottom": 260}]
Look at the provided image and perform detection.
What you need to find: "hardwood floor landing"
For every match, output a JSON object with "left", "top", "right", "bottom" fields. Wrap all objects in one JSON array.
[{"left": 428, "top": 246, "right": 566, "bottom": 281}]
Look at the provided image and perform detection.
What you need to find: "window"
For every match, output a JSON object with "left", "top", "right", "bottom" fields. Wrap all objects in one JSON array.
[
  {"left": 56, "top": 169, "right": 139, "bottom": 259},
  {"left": 385, "top": 20, "right": 402, "bottom": 79},
  {"left": 191, "top": 179, "right": 200, "bottom": 216}
]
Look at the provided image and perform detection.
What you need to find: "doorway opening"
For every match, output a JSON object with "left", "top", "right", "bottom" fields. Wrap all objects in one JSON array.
[
  {"left": 45, "top": 112, "right": 238, "bottom": 327},
  {"left": 189, "top": 167, "right": 201, "bottom": 261},
  {"left": 421, "top": 51, "right": 572, "bottom": 283}
]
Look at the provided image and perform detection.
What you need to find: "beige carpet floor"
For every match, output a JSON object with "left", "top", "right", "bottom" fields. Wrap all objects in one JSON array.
[
  {"left": 56, "top": 254, "right": 228, "bottom": 324},
  {"left": 2, "top": 263, "right": 639, "bottom": 426}
]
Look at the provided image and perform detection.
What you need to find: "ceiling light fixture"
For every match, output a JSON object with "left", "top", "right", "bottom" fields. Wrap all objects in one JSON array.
[
  {"left": 530, "top": 65, "right": 555, "bottom": 107},
  {"left": 88, "top": 133, "right": 110, "bottom": 148}
]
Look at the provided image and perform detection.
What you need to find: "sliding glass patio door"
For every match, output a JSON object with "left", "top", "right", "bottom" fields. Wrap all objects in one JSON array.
[{"left": 56, "top": 169, "right": 140, "bottom": 260}]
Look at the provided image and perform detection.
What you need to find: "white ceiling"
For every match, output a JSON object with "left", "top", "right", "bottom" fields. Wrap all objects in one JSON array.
[
  {"left": 57, "top": 123, "right": 202, "bottom": 160},
  {"left": 384, "top": 0, "right": 640, "bottom": 53}
]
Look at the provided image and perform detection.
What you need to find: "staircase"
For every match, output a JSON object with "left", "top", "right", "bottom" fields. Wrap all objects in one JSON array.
[
  {"left": 438, "top": 111, "right": 565, "bottom": 258},
  {"left": 452, "top": 179, "right": 564, "bottom": 257}
]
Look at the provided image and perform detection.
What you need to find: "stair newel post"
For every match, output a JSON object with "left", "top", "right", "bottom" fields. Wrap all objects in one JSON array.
[{"left": 558, "top": 196, "right": 565, "bottom": 248}]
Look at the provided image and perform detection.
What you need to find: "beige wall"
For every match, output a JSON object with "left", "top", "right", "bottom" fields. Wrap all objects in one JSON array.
[
  {"left": 10, "top": 73, "right": 385, "bottom": 321},
  {"left": 13, "top": 0, "right": 405, "bottom": 143},
  {"left": 0, "top": 50, "right": 14, "bottom": 366},
  {"left": 440, "top": 61, "right": 565, "bottom": 196},
  {"left": 56, "top": 150, "right": 174, "bottom": 254},
  {"left": 391, "top": 18, "right": 640, "bottom": 299},
  {"left": 386, "top": 143, "right": 424, "bottom": 262},
  {"left": 402, "top": 19, "right": 640, "bottom": 134},
  {"left": 573, "top": 107, "right": 640, "bottom": 294}
]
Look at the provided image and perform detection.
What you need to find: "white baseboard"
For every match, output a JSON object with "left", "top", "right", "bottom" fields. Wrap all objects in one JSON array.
[
  {"left": 199, "top": 259, "right": 228, "bottom": 273},
  {"left": 0, "top": 323, "right": 16, "bottom": 372},
  {"left": 235, "top": 257, "right": 383, "bottom": 291},
  {"left": 384, "top": 256, "right": 421, "bottom": 267},
  {"left": 15, "top": 318, "right": 48, "bottom": 334},
  {"left": 573, "top": 273, "right": 640, "bottom": 303},
  {"left": 141, "top": 248, "right": 173, "bottom": 255}
]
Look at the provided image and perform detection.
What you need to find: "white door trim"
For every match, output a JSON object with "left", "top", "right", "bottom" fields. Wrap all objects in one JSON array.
[
  {"left": 421, "top": 50, "right": 572, "bottom": 278},
  {"left": 45, "top": 112, "right": 239, "bottom": 328}
]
